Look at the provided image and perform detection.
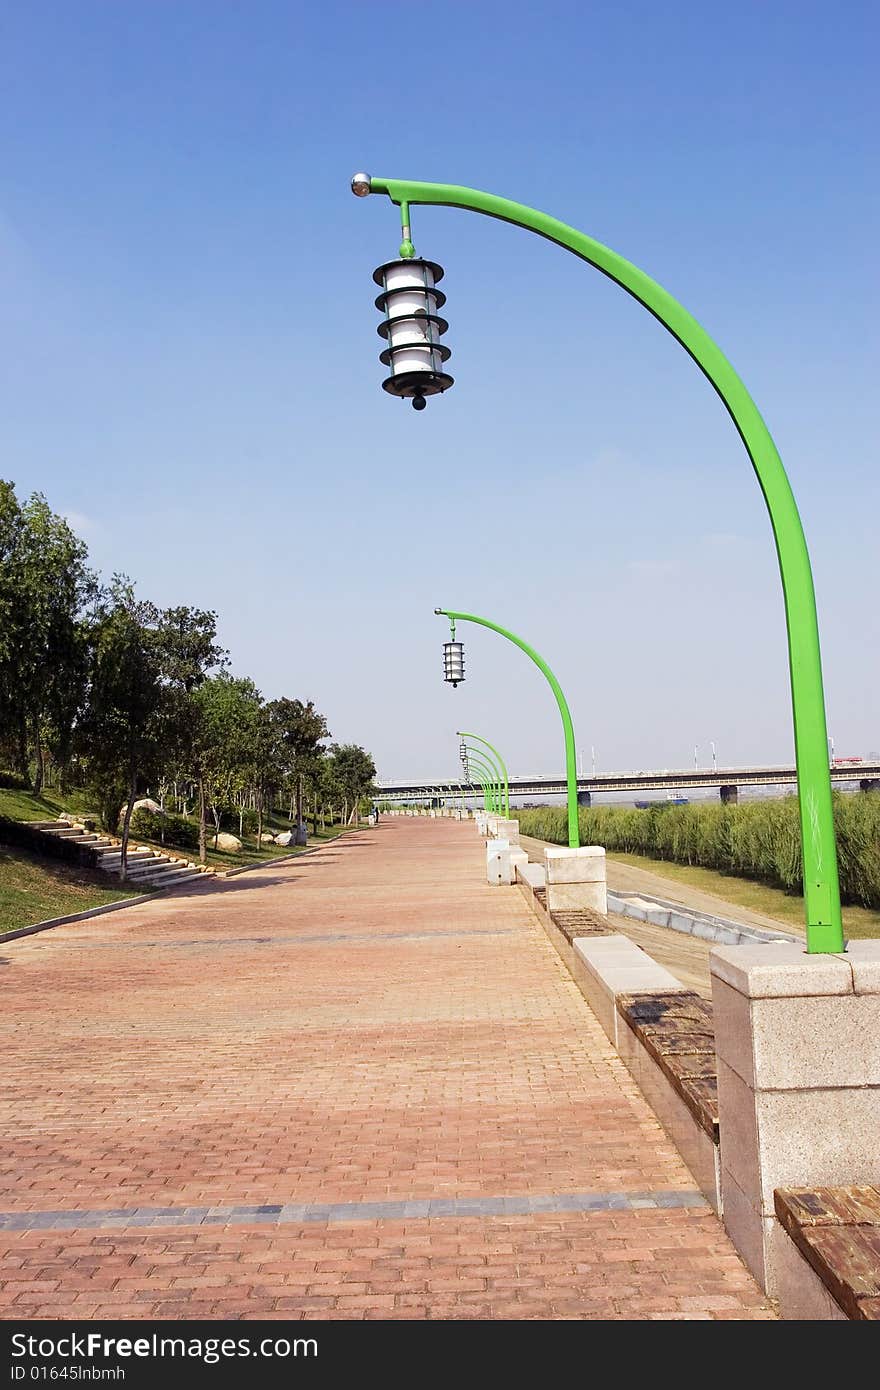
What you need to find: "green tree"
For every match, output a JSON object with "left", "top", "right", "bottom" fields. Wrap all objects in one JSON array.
[
  {"left": 327, "top": 744, "right": 377, "bottom": 826},
  {"left": 0, "top": 483, "right": 97, "bottom": 791},
  {"left": 190, "top": 675, "right": 262, "bottom": 859},
  {"left": 155, "top": 606, "right": 227, "bottom": 815},
  {"left": 266, "top": 698, "right": 330, "bottom": 841},
  {"left": 249, "top": 703, "right": 285, "bottom": 845},
  {"left": 77, "top": 580, "right": 168, "bottom": 877}
]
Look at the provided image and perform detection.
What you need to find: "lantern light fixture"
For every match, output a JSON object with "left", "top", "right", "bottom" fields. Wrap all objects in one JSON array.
[
  {"left": 372, "top": 258, "right": 453, "bottom": 410},
  {"left": 443, "top": 640, "right": 465, "bottom": 687},
  {"left": 355, "top": 176, "right": 453, "bottom": 411}
]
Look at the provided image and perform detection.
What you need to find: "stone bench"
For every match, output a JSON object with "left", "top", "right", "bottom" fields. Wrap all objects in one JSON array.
[
  {"left": 572, "top": 937, "right": 689, "bottom": 1049},
  {"left": 614, "top": 986, "right": 721, "bottom": 1211},
  {"left": 517, "top": 862, "right": 545, "bottom": 890},
  {"left": 514, "top": 866, "right": 722, "bottom": 1212},
  {"left": 774, "top": 1186, "right": 880, "bottom": 1320},
  {"left": 616, "top": 991, "right": 719, "bottom": 1141},
  {"left": 486, "top": 842, "right": 527, "bottom": 886}
]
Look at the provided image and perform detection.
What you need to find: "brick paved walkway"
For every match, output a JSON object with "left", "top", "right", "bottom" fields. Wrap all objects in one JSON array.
[{"left": 0, "top": 819, "right": 775, "bottom": 1320}]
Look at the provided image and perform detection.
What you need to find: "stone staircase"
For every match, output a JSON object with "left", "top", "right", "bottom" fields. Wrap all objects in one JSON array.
[{"left": 28, "top": 819, "right": 216, "bottom": 891}]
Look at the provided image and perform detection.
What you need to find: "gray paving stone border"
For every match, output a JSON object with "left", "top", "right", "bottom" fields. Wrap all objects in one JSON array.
[{"left": 0, "top": 1189, "right": 708, "bottom": 1232}]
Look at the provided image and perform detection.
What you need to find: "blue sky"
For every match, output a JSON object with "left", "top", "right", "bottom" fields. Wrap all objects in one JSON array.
[{"left": 2, "top": 0, "right": 877, "bottom": 782}]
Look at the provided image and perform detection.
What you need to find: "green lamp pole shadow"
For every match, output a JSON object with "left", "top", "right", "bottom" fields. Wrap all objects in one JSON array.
[
  {"left": 459, "top": 732, "right": 510, "bottom": 818},
  {"left": 437, "top": 608, "right": 580, "bottom": 848},
  {"left": 357, "top": 174, "right": 843, "bottom": 953},
  {"left": 462, "top": 747, "right": 502, "bottom": 815}
]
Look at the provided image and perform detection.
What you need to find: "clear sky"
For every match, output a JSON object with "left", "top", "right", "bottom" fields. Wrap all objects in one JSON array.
[{"left": 2, "top": 1, "right": 877, "bottom": 783}]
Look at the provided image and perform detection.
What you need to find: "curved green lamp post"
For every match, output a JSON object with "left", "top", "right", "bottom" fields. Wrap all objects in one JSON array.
[
  {"left": 356, "top": 174, "right": 843, "bottom": 953},
  {"left": 470, "top": 772, "right": 490, "bottom": 812},
  {"left": 459, "top": 732, "right": 510, "bottom": 818},
  {"left": 438, "top": 608, "right": 579, "bottom": 848},
  {"left": 463, "top": 749, "right": 500, "bottom": 813},
  {"left": 462, "top": 745, "right": 504, "bottom": 818},
  {"left": 460, "top": 744, "right": 501, "bottom": 812},
  {"left": 467, "top": 753, "right": 501, "bottom": 815}
]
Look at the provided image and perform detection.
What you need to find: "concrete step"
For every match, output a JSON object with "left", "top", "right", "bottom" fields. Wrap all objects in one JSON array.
[
  {"left": 141, "top": 868, "right": 206, "bottom": 889},
  {"left": 44, "top": 826, "right": 89, "bottom": 838},
  {"left": 94, "top": 843, "right": 155, "bottom": 857},
  {"left": 27, "top": 820, "right": 70, "bottom": 830},
  {"left": 124, "top": 860, "right": 186, "bottom": 878},
  {"left": 96, "top": 852, "right": 159, "bottom": 869}
]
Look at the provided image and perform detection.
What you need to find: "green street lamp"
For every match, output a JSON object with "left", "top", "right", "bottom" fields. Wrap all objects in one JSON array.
[
  {"left": 468, "top": 770, "right": 490, "bottom": 812},
  {"left": 353, "top": 173, "right": 843, "bottom": 954},
  {"left": 461, "top": 742, "right": 498, "bottom": 812},
  {"left": 437, "top": 607, "right": 579, "bottom": 848},
  {"left": 458, "top": 731, "right": 510, "bottom": 818},
  {"left": 460, "top": 746, "right": 502, "bottom": 816}
]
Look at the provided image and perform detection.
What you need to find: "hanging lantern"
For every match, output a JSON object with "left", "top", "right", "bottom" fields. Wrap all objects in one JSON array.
[
  {"left": 373, "top": 258, "right": 453, "bottom": 410},
  {"left": 443, "top": 640, "right": 465, "bottom": 687}
]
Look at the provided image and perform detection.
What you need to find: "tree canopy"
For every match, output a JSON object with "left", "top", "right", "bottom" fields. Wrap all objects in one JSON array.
[{"left": 0, "top": 482, "right": 377, "bottom": 872}]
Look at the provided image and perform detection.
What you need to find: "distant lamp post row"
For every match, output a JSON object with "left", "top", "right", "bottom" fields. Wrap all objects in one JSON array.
[
  {"left": 459, "top": 732, "right": 510, "bottom": 818},
  {"left": 353, "top": 171, "right": 843, "bottom": 953},
  {"left": 459, "top": 740, "right": 496, "bottom": 813},
  {"left": 458, "top": 731, "right": 509, "bottom": 818},
  {"left": 436, "top": 607, "right": 579, "bottom": 848}
]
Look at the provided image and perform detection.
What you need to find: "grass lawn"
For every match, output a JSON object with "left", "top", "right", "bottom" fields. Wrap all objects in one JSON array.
[
  {"left": 0, "top": 843, "right": 145, "bottom": 935},
  {"left": 607, "top": 851, "right": 880, "bottom": 941},
  {"left": 0, "top": 787, "right": 358, "bottom": 873}
]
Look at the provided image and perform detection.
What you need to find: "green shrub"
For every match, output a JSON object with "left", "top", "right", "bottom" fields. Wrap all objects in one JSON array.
[
  {"left": 515, "top": 793, "right": 880, "bottom": 908},
  {"left": 0, "top": 771, "right": 31, "bottom": 790},
  {"left": 129, "top": 807, "right": 199, "bottom": 852}
]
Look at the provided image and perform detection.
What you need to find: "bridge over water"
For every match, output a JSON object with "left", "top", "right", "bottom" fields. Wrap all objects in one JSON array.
[{"left": 377, "top": 763, "right": 880, "bottom": 806}]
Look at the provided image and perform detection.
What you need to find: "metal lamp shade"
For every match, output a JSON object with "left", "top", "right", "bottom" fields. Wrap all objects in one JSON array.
[
  {"left": 373, "top": 258, "right": 454, "bottom": 409},
  {"left": 442, "top": 641, "right": 465, "bottom": 686}
]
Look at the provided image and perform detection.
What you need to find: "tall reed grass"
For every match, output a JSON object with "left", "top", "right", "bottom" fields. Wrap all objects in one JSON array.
[{"left": 516, "top": 794, "right": 880, "bottom": 908}]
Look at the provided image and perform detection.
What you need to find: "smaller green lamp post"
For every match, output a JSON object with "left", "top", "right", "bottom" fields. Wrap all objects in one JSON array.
[{"left": 437, "top": 608, "right": 580, "bottom": 848}]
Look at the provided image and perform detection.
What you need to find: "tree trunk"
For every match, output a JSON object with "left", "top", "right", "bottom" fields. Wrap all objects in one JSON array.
[
  {"left": 198, "top": 778, "right": 207, "bottom": 865},
  {"left": 31, "top": 718, "right": 44, "bottom": 795},
  {"left": 17, "top": 712, "right": 29, "bottom": 779},
  {"left": 212, "top": 804, "right": 221, "bottom": 849},
  {"left": 119, "top": 769, "right": 137, "bottom": 880},
  {"left": 257, "top": 796, "right": 263, "bottom": 846}
]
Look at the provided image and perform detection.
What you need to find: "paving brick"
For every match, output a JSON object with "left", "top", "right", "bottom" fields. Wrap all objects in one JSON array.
[{"left": 0, "top": 820, "right": 774, "bottom": 1321}]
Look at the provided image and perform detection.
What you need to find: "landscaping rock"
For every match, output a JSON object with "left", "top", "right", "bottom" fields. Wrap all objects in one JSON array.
[
  {"left": 274, "top": 831, "right": 294, "bottom": 847},
  {"left": 132, "top": 798, "right": 163, "bottom": 815},
  {"left": 214, "top": 832, "right": 242, "bottom": 853},
  {"left": 260, "top": 833, "right": 276, "bottom": 844}
]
